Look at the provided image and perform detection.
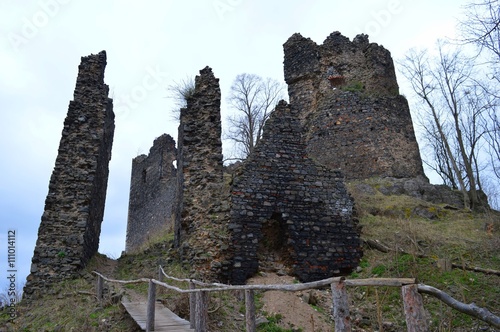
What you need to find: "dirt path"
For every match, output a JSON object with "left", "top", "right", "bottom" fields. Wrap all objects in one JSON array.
[
  {"left": 93, "top": 255, "right": 146, "bottom": 303},
  {"left": 248, "top": 273, "right": 334, "bottom": 332}
]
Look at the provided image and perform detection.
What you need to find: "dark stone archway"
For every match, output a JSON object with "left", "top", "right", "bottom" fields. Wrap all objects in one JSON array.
[{"left": 257, "top": 212, "right": 293, "bottom": 274}]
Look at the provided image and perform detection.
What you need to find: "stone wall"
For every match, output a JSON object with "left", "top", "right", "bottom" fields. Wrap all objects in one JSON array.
[
  {"left": 283, "top": 31, "right": 425, "bottom": 180},
  {"left": 227, "top": 101, "right": 362, "bottom": 284},
  {"left": 306, "top": 92, "right": 424, "bottom": 179},
  {"left": 24, "top": 51, "right": 114, "bottom": 299},
  {"left": 174, "top": 67, "right": 224, "bottom": 247},
  {"left": 126, "top": 134, "right": 177, "bottom": 252}
]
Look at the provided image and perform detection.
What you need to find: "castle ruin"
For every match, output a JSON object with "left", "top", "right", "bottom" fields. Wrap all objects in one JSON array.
[
  {"left": 123, "top": 31, "right": 426, "bottom": 283},
  {"left": 24, "top": 51, "right": 114, "bottom": 299},
  {"left": 27, "top": 31, "right": 427, "bottom": 291}
]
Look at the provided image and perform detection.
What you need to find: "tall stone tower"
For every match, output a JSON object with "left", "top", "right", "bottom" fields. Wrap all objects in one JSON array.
[
  {"left": 24, "top": 51, "right": 115, "bottom": 299},
  {"left": 284, "top": 32, "right": 425, "bottom": 179},
  {"left": 126, "top": 134, "right": 177, "bottom": 252}
]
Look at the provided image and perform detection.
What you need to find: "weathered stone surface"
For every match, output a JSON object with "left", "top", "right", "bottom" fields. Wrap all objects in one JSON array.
[
  {"left": 25, "top": 51, "right": 114, "bottom": 299},
  {"left": 306, "top": 92, "right": 424, "bottom": 179},
  {"left": 283, "top": 31, "right": 425, "bottom": 180},
  {"left": 377, "top": 176, "right": 464, "bottom": 208},
  {"left": 226, "top": 101, "right": 362, "bottom": 284},
  {"left": 126, "top": 134, "right": 177, "bottom": 252}
]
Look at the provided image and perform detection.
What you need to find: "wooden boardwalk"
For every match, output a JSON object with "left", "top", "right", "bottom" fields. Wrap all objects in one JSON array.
[{"left": 122, "top": 298, "right": 194, "bottom": 331}]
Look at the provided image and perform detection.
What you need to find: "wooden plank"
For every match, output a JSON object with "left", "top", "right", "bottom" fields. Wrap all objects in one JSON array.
[
  {"left": 345, "top": 278, "right": 416, "bottom": 287},
  {"left": 122, "top": 299, "right": 194, "bottom": 331}
]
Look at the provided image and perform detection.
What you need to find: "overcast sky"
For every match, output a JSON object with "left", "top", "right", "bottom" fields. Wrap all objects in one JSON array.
[{"left": 0, "top": 0, "right": 471, "bottom": 292}]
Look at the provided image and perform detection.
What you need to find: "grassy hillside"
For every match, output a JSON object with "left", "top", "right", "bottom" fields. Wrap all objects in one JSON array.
[{"left": 2, "top": 177, "right": 499, "bottom": 331}]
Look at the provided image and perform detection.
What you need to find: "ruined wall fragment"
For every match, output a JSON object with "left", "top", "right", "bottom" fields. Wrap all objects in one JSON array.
[
  {"left": 24, "top": 51, "right": 114, "bottom": 299},
  {"left": 228, "top": 101, "right": 362, "bottom": 284},
  {"left": 175, "top": 66, "right": 224, "bottom": 247}
]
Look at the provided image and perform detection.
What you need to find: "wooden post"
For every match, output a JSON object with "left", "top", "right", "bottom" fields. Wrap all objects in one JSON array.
[
  {"left": 157, "top": 266, "right": 163, "bottom": 297},
  {"left": 245, "top": 289, "right": 256, "bottom": 332},
  {"left": 157, "top": 266, "right": 163, "bottom": 282},
  {"left": 437, "top": 259, "right": 452, "bottom": 272},
  {"left": 331, "top": 279, "right": 351, "bottom": 332},
  {"left": 189, "top": 281, "right": 196, "bottom": 329},
  {"left": 195, "top": 291, "right": 208, "bottom": 332},
  {"left": 402, "top": 284, "right": 429, "bottom": 332},
  {"left": 96, "top": 275, "right": 103, "bottom": 305},
  {"left": 146, "top": 280, "right": 156, "bottom": 332}
]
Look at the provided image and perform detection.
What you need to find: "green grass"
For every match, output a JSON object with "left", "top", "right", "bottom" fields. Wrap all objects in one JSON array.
[
  {"left": 0, "top": 256, "right": 140, "bottom": 331},
  {"left": 342, "top": 81, "right": 364, "bottom": 92}
]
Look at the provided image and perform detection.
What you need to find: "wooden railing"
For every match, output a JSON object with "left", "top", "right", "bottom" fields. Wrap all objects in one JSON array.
[{"left": 93, "top": 267, "right": 500, "bottom": 332}]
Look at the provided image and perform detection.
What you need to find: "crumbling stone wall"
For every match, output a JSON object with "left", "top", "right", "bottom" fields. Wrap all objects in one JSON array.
[
  {"left": 126, "top": 134, "right": 177, "bottom": 252},
  {"left": 174, "top": 67, "right": 224, "bottom": 247},
  {"left": 227, "top": 101, "right": 362, "bottom": 284},
  {"left": 25, "top": 51, "right": 114, "bottom": 299},
  {"left": 283, "top": 31, "right": 425, "bottom": 179},
  {"left": 306, "top": 92, "right": 424, "bottom": 179}
]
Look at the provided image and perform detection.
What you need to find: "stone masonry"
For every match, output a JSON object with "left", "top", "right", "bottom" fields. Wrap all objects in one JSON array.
[
  {"left": 228, "top": 101, "right": 362, "bottom": 284},
  {"left": 174, "top": 67, "right": 224, "bottom": 247},
  {"left": 126, "top": 134, "right": 177, "bottom": 252},
  {"left": 24, "top": 51, "right": 114, "bottom": 299},
  {"left": 284, "top": 32, "right": 425, "bottom": 179},
  {"left": 307, "top": 92, "right": 423, "bottom": 178},
  {"left": 123, "top": 31, "right": 427, "bottom": 284}
]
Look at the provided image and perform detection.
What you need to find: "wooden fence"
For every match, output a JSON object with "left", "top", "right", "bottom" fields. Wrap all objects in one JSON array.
[{"left": 93, "top": 267, "right": 500, "bottom": 332}]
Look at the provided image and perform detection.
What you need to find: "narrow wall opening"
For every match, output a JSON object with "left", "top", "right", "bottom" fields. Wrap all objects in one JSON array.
[{"left": 258, "top": 212, "right": 292, "bottom": 273}]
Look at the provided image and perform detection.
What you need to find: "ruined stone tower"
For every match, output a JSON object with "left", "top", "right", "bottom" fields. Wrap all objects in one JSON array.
[
  {"left": 284, "top": 32, "right": 425, "bottom": 179},
  {"left": 126, "top": 134, "right": 177, "bottom": 252},
  {"left": 174, "top": 66, "right": 224, "bottom": 247},
  {"left": 25, "top": 51, "right": 114, "bottom": 299}
]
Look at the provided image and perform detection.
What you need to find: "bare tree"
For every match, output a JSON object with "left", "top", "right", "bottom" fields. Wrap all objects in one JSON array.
[
  {"left": 399, "top": 44, "right": 490, "bottom": 210},
  {"left": 166, "top": 76, "right": 195, "bottom": 120},
  {"left": 460, "top": 0, "right": 500, "bottom": 65},
  {"left": 460, "top": 0, "right": 500, "bottom": 190},
  {"left": 225, "top": 73, "right": 285, "bottom": 160}
]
